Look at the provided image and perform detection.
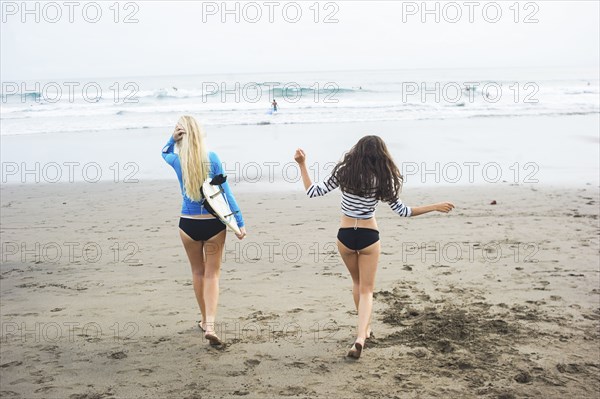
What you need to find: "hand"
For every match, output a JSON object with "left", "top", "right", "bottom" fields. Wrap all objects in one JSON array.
[
  {"left": 294, "top": 148, "right": 306, "bottom": 164},
  {"left": 435, "top": 202, "right": 455, "bottom": 213},
  {"left": 173, "top": 124, "right": 186, "bottom": 142},
  {"left": 235, "top": 226, "right": 247, "bottom": 240}
]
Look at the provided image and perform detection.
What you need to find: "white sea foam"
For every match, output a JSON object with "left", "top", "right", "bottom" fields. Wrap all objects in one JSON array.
[{"left": 1, "top": 68, "right": 598, "bottom": 136}]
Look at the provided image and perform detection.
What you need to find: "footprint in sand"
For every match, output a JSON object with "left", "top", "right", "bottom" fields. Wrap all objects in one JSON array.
[
  {"left": 247, "top": 310, "right": 280, "bottom": 322},
  {"left": 136, "top": 368, "right": 155, "bottom": 376},
  {"left": 514, "top": 370, "right": 533, "bottom": 383},
  {"left": 278, "top": 386, "right": 313, "bottom": 397},
  {"left": 34, "top": 386, "right": 55, "bottom": 394},
  {"left": 109, "top": 351, "right": 127, "bottom": 359},
  {"left": 288, "top": 361, "right": 308, "bottom": 369},
  {"left": 312, "top": 363, "right": 330, "bottom": 373},
  {"left": 244, "top": 359, "right": 260, "bottom": 368},
  {"left": 226, "top": 370, "right": 247, "bottom": 377},
  {"left": 68, "top": 389, "right": 114, "bottom": 399},
  {"left": 0, "top": 361, "right": 22, "bottom": 368}
]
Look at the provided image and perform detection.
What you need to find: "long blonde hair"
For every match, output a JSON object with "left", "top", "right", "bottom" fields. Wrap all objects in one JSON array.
[{"left": 176, "top": 116, "right": 208, "bottom": 202}]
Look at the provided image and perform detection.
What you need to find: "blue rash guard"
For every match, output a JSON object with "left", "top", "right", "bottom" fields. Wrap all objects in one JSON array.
[{"left": 161, "top": 136, "right": 245, "bottom": 228}]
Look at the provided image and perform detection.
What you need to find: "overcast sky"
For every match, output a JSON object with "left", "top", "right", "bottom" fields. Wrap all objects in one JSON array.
[{"left": 1, "top": 1, "right": 599, "bottom": 80}]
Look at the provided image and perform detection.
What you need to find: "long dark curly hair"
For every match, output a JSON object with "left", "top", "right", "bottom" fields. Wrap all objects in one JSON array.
[{"left": 331, "top": 135, "right": 403, "bottom": 202}]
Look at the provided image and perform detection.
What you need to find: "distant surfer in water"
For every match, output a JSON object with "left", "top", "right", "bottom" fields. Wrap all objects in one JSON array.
[
  {"left": 272, "top": 99, "right": 278, "bottom": 112},
  {"left": 162, "top": 116, "right": 247, "bottom": 347},
  {"left": 294, "top": 136, "right": 454, "bottom": 359}
]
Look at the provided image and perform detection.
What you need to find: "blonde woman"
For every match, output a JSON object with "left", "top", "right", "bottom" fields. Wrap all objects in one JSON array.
[{"left": 162, "top": 116, "right": 246, "bottom": 346}]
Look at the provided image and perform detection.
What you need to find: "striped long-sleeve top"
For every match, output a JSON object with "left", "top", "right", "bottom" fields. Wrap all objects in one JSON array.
[{"left": 307, "top": 174, "right": 412, "bottom": 219}]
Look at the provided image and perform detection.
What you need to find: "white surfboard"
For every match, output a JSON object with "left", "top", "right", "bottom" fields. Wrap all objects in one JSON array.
[{"left": 201, "top": 177, "right": 241, "bottom": 235}]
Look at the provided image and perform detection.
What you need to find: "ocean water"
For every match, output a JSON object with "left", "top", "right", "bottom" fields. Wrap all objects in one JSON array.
[
  {"left": 1, "top": 67, "right": 599, "bottom": 136},
  {"left": 1, "top": 68, "right": 598, "bottom": 187}
]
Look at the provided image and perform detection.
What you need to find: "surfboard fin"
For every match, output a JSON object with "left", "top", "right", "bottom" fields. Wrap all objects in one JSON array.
[{"left": 210, "top": 174, "right": 227, "bottom": 185}]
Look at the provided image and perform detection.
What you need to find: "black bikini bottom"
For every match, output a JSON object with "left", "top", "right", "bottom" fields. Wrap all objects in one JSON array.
[
  {"left": 337, "top": 228, "right": 380, "bottom": 251},
  {"left": 179, "top": 217, "right": 226, "bottom": 241}
]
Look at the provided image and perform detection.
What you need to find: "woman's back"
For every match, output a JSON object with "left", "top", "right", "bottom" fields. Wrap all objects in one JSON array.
[
  {"left": 162, "top": 136, "right": 244, "bottom": 226},
  {"left": 307, "top": 173, "right": 412, "bottom": 218}
]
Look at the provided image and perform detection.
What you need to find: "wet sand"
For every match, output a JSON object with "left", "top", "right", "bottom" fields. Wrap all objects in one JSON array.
[{"left": 1, "top": 181, "right": 599, "bottom": 398}]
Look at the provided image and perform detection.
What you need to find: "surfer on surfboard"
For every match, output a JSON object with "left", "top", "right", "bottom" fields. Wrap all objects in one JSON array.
[{"left": 272, "top": 99, "right": 278, "bottom": 112}]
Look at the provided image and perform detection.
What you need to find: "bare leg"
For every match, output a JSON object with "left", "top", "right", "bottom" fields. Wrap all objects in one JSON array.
[
  {"left": 337, "top": 239, "right": 360, "bottom": 308},
  {"left": 337, "top": 240, "right": 373, "bottom": 339},
  {"left": 355, "top": 241, "right": 380, "bottom": 344},
  {"left": 180, "top": 229, "right": 206, "bottom": 330},
  {"left": 203, "top": 229, "right": 226, "bottom": 338}
]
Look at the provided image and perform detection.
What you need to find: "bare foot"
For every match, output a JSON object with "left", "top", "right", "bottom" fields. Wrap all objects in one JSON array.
[
  {"left": 347, "top": 338, "right": 365, "bottom": 359},
  {"left": 204, "top": 332, "right": 224, "bottom": 346}
]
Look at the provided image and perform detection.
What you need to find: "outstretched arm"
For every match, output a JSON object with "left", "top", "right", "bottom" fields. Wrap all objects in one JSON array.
[
  {"left": 388, "top": 198, "right": 412, "bottom": 217},
  {"left": 410, "top": 202, "right": 454, "bottom": 216}
]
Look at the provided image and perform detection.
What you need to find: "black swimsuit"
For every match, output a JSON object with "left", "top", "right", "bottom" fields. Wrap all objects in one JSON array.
[
  {"left": 337, "top": 227, "right": 380, "bottom": 251},
  {"left": 179, "top": 217, "right": 226, "bottom": 241}
]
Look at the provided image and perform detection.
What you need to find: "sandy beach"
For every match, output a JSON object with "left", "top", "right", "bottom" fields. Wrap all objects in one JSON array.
[
  {"left": 2, "top": 1, "right": 599, "bottom": 397},
  {"left": 1, "top": 180, "right": 598, "bottom": 398}
]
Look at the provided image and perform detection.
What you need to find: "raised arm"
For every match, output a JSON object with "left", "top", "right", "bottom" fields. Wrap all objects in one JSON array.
[
  {"left": 294, "top": 148, "right": 339, "bottom": 197},
  {"left": 294, "top": 148, "right": 313, "bottom": 191},
  {"left": 161, "top": 125, "right": 185, "bottom": 166},
  {"left": 161, "top": 136, "right": 177, "bottom": 165}
]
